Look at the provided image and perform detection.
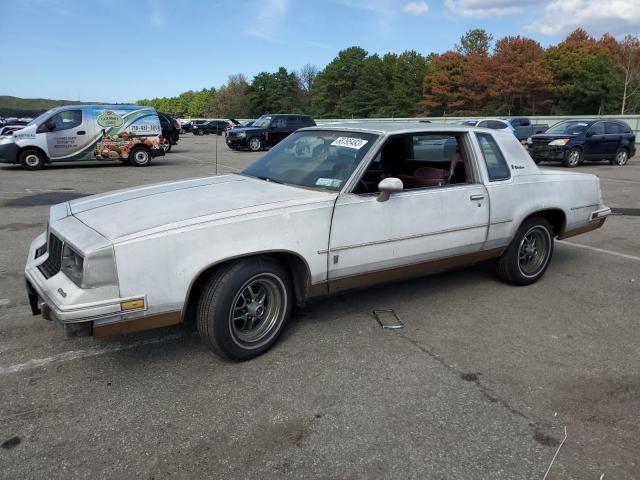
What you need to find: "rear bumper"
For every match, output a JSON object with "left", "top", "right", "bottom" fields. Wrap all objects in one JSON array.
[
  {"left": 558, "top": 207, "right": 611, "bottom": 239},
  {"left": 152, "top": 147, "right": 165, "bottom": 158}
]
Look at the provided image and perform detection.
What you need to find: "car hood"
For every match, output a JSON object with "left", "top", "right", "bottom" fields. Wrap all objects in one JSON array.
[
  {"left": 531, "top": 133, "right": 576, "bottom": 141},
  {"left": 230, "top": 126, "right": 265, "bottom": 134},
  {"left": 68, "top": 174, "right": 333, "bottom": 241}
]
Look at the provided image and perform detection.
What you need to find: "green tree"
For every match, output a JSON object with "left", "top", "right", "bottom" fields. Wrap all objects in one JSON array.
[
  {"left": 213, "top": 74, "right": 251, "bottom": 118},
  {"left": 311, "top": 46, "right": 369, "bottom": 117},
  {"left": 456, "top": 29, "right": 493, "bottom": 56},
  {"left": 341, "top": 54, "right": 388, "bottom": 117},
  {"left": 248, "top": 67, "right": 303, "bottom": 116}
]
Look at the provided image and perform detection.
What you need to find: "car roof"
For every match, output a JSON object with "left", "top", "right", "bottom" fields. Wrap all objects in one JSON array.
[{"left": 302, "top": 121, "right": 501, "bottom": 135}]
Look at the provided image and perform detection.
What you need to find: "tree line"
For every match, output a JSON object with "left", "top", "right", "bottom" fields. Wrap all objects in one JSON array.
[{"left": 137, "top": 28, "right": 640, "bottom": 119}]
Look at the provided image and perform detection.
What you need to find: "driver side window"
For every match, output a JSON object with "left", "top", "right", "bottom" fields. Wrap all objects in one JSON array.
[
  {"left": 589, "top": 122, "right": 605, "bottom": 136},
  {"left": 38, "top": 110, "right": 82, "bottom": 133}
]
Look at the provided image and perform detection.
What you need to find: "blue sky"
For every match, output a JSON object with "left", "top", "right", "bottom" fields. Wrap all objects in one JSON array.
[{"left": 2, "top": 0, "right": 639, "bottom": 103}]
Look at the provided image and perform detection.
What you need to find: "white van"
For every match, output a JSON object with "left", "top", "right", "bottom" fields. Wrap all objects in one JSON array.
[{"left": 0, "top": 105, "right": 165, "bottom": 170}]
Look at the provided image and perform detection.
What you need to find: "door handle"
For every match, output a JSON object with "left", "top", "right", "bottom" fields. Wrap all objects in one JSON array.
[
  {"left": 76, "top": 130, "right": 86, "bottom": 135},
  {"left": 470, "top": 194, "right": 485, "bottom": 201}
]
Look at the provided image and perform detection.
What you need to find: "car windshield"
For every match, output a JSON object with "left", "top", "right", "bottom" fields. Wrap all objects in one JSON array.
[
  {"left": 252, "top": 115, "right": 272, "bottom": 128},
  {"left": 243, "top": 130, "right": 379, "bottom": 191},
  {"left": 547, "top": 121, "right": 590, "bottom": 135}
]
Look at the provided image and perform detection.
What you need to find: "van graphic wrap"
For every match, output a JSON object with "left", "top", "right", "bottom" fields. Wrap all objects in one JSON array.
[{"left": 93, "top": 110, "right": 161, "bottom": 160}]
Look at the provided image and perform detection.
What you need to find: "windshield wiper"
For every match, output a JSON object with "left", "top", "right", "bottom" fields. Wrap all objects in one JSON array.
[{"left": 255, "top": 175, "right": 283, "bottom": 184}]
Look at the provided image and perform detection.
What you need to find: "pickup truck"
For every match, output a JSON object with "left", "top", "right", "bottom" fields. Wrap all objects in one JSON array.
[
  {"left": 506, "top": 117, "right": 549, "bottom": 142},
  {"left": 25, "top": 123, "right": 610, "bottom": 360}
]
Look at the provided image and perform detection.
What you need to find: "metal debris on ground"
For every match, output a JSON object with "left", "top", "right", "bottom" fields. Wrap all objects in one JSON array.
[{"left": 372, "top": 309, "right": 404, "bottom": 330}]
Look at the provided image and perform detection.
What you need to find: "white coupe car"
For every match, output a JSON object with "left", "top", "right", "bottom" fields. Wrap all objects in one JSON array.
[{"left": 25, "top": 123, "right": 610, "bottom": 360}]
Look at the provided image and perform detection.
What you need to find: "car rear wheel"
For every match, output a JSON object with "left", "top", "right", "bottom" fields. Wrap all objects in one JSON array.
[
  {"left": 197, "top": 257, "right": 292, "bottom": 361},
  {"left": 562, "top": 147, "right": 582, "bottom": 168},
  {"left": 161, "top": 137, "right": 172, "bottom": 153},
  {"left": 496, "top": 216, "right": 554, "bottom": 286},
  {"left": 611, "top": 148, "right": 629, "bottom": 166},
  {"left": 248, "top": 137, "right": 262, "bottom": 152},
  {"left": 19, "top": 149, "right": 46, "bottom": 171},
  {"left": 129, "top": 146, "right": 152, "bottom": 167},
  {"left": 197, "top": 130, "right": 205, "bottom": 136}
]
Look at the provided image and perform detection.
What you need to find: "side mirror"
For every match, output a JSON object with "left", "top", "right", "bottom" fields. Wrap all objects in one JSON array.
[
  {"left": 586, "top": 131, "right": 593, "bottom": 137},
  {"left": 377, "top": 177, "right": 403, "bottom": 202}
]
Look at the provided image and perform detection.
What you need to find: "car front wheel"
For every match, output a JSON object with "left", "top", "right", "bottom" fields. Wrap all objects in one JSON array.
[
  {"left": 611, "top": 148, "right": 629, "bottom": 166},
  {"left": 197, "top": 257, "right": 292, "bottom": 361},
  {"left": 562, "top": 147, "right": 582, "bottom": 167},
  {"left": 496, "top": 216, "right": 554, "bottom": 286},
  {"left": 19, "top": 149, "right": 46, "bottom": 170},
  {"left": 248, "top": 136, "right": 262, "bottom": 152}
]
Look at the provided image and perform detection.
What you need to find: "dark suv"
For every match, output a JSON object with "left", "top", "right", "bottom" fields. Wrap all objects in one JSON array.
[
  {"left": 226, "top": 114, "right": 316, "bottom": 151},
  {"left": 158, "top": 112, "right": 180, "bottom": 153},
  {"left": 528, "top": 120, "right": 636, "bottom": 167}
]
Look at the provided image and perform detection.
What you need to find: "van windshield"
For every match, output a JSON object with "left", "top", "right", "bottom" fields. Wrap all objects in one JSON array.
[{"left": 27, "top": 108, "right": 59, "bottom": 127}]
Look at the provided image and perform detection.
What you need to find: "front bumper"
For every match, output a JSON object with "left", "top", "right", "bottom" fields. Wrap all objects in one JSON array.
[
  {"left": 226, "top": 136, "right": 248, "bottom": 148},
  {"left": 528, "top": 145, "right": 566, "bottom": 161},
  {"left": 0, "top": 140, "right": 19, "bottom": 164}
]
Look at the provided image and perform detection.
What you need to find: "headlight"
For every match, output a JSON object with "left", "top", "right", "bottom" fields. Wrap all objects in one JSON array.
[
  {"left": 549, "top": 138, "right": 569, "bottom": 146},
  {"left": 61, "top": 244, "right": 84, "bottom": 286},
  {"left": 526, "top": 137, "right": 532, "bottom": 145},
  {"left": 237, "top": 131, "right": 246, "bottom": 138}
]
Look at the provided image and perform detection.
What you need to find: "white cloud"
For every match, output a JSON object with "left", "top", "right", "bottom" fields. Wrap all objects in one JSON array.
[
  {"left": 245, "top": 0, "right": 288, "bottom": 42},
  {"left": 404, "top": 1, "right": 429, "bottom": 15},
  {"left": 445, "top": 0, "right": 541, "bottom": 17},
  {"left": 526, "top": 0, "right": 640, "bottom": 37}
]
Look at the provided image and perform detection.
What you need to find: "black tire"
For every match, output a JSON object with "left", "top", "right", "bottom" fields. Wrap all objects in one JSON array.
[
  {"left": 496, "top": 216, "right": 554, "bottom": 286},
  {"left": 162, "top": 137, "right": 172, "bottom": 153},
  {"left": 197, "top": 130, "right": 205, "bottom": 136},
  {"left": 197, "top": 257, "right": 292, "bottom": 361},
  {"left": 610, "top": 147, "right": 629, "bottom": 166},
  {"left": 19, "top": 149, "right": 46, "bottom": 171},
  {"left": 129, "top": 146, "right": 152, "bottom": 167},
  {"left": 562, "top": 147, "right": 582, "bottom": 168},
  {"left": 248, "top": 136, "right": 262, "bottom": 152}
]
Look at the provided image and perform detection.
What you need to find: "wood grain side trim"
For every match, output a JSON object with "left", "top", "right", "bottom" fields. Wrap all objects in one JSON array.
[
  {"left": 557, "top": 219, "right": 605, "bottom": 240},
  {"left": 92, "top": 311, "right": 182, "bottom": 338}
]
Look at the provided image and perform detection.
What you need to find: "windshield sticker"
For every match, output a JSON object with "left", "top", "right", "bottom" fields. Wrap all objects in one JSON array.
[
  {"left": 576, "top": 123, "right": 588, "bottom": 126},
  {"left": 331, "top": 137, "right": 368, "bottom": 149},
  {"left": 315, "top": 178, "right": 343, "bottom": 188}
]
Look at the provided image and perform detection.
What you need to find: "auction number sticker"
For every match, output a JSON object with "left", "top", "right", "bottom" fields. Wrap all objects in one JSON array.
[
  {"left": 315, "top": 178, "right": 343, "bottom": 188},
  {"left": 330, "top": 137, "right": 368, "bottom": 149}
]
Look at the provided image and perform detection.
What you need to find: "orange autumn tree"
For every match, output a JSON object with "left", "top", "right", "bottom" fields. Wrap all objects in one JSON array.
[{"left": 490, "top": 36, "right": 555, "bottom": 116}]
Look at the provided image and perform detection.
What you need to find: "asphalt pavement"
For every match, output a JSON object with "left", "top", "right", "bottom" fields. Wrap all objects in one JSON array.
[{"left": 0, "top": 134, "right": 638, "bottom": 479}]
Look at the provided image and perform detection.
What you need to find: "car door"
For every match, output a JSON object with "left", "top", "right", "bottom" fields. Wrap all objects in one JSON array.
[
  {"left": 584, "top": 122, "right": 605, "bottom": 158},
  {"left": 39, "top": 108, "right": 94, "bottom": 161},
  {"left": 266, "top": 116, "right": 289, "bottom": 146},
  {"left": 327, "top": 132, "right": 490, "bottom": 293},
  {"left": 604, "top": 122, "right": 623, "bottom": 158}
]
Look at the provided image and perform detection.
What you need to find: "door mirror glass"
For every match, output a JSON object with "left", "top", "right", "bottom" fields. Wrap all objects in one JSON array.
[{"left": 377, "top": 177, "right": 403, "bottom": 202}]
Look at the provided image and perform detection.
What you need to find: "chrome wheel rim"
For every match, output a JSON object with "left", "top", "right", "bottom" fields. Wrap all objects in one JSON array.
[
  {"left": 24, "top": 154, "right": 40, "bottom": 167},
  {"left": 568, "top": 150, "right": 580, "bottom": 166},
  {"left": 134, "top": 150, "right": 149, "bottom": 163},
  {"left": 616, "top": 150, "right": 628, "bottom": 166},
  {"left": 162, "top": 138, "right": 170, "bottom": 151},
  {"left": 518, "top": 226, "right": 550, "bottom": 277},
  {"left": 229, "top": 274, "right": 285, "bottom": 347},
  {"left": 249, "top": 138, "right": 260, "bottom": 151}
]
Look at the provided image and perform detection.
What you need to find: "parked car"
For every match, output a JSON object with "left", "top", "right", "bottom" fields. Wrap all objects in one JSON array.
[
  {"left": 462, "top": 119, "right": 516, "bottom": 135},
  {"left": 0, "top": 125, "right": 25, "bottom": 136},
  {"left": 527, "top": 119, "right": 636, "bottom": 167},
  {"left": 181, "top": 119, "right": 207, "bottom": 134},
  {"left": 158, "top": 112, "right": 180, "bottom": 153},
  {"left": 505, "top": 117, "right": 548, "bottom": 142},
  {"left": 226, "top": 113, "right": 316, "bottom": 151},
  {"left": 25, "top": 123, "right": 610, "bottom": 360},
  {"left": 192, "top": 120, "right": 230, "bottom": 136},
  {"left": 0, "top": 105, "right": 165, "bottom": 170}
]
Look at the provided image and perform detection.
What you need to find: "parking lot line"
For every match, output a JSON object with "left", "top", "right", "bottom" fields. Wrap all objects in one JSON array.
[
  {"left": 0, "top": 333, "right": 186, "bottom": 375},
  {"left": 560, "top": 240, "right": 640, "bottom": 262}
]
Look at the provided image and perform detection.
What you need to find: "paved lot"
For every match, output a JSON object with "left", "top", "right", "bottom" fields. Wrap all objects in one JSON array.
[{"left": 0, "top": 134, "right": 639, "bottom": 479}]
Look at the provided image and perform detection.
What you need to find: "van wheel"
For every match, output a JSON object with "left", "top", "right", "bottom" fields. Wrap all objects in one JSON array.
[
  {"left": 611, "top": 148, "right": 629, "bottom": 166},
  {"left": 197, "top": 257, "right": 292, "bottom": 361},
  {"left": 19, "top": 149, "right": 46, "bottom": 171},
  {"left": 562, "top": 148, "right": 582, "bottom": 167},
  {"left": 496, "top": 216, "right": 554, "bottom": 286},
  {"left": 248, "top": 137, "right": 262, "bottom": 152},
  {"left": 129, "top": 147, "right": 152, "bottom": 167}
]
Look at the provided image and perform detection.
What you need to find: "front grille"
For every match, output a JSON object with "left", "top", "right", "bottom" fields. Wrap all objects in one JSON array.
[{"left": 38, "top": 233, "right": 63, "bottom": 279}]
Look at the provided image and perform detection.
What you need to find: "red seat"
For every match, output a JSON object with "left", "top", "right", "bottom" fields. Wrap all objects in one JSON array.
[{"left": 398, "top": 167, "right": 447, "bottom": 188}]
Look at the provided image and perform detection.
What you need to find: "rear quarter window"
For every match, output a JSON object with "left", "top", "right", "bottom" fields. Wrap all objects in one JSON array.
[{"left": 477, "top": 133, "right": 510, "bottom": 181}]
